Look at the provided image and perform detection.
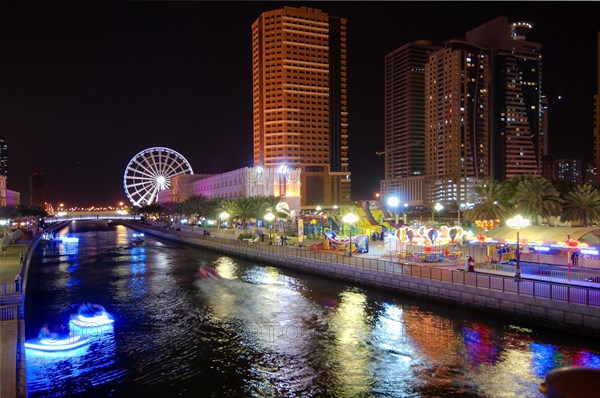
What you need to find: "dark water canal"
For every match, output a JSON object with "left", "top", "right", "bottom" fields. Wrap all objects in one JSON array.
[{"left": 24, "top": 222, "right": 600, "bottom": 397}]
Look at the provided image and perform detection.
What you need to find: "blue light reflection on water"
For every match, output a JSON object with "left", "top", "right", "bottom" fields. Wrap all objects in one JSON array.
[
  {"left": 24, "top": 222, "right": 600, "bottom": 397},
  {"left": 575, "top": 351, "right": 600, "bottom": 368}
]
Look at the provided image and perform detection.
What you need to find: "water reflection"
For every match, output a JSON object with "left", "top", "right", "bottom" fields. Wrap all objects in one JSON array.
[
  {"left": 196, "top": 265, "right": 323, "bottom": 396},
  {"left": 328, "top": 288, "right": 373, "bottom": 396},
  {"left": 24, "top": 222, "right": 600, "bottom": 397},
  {"left": 370, "top": 303, "right": 421, "bottom": 397}
]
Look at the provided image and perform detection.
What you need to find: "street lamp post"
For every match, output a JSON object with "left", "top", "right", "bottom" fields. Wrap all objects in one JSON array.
[
  {"left": 506, "top": 215, "right": 530, "bottom": 279},
  {"left": 332, "top": 205, "right": 338, "bottom": 231},
  {"left": 432, "top": 203, "right": 444, "bottom": 222},
  {"left": 342, "top": 213, "right": 358, "bottom": 256},
  {"left": 219, "top": 211, "right": 229, "bottom": 230},
  {"left": 315, "top": 206, "right": 322, "bottom": 237},
  {"left": 264, "top": 212, "right": 275, "bottom": 244},
  {"left": 387, "top": 197, "right": 399, "bottom": 230}
]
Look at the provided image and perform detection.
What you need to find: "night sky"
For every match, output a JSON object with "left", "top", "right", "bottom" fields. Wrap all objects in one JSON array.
[{"left": 1, "top": 1, "right": 598, "bottom": 207}]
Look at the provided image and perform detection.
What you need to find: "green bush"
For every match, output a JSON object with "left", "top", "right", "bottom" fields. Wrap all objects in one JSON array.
[{"left": 237, "top": 233, "right": 254, "bottom": 240}]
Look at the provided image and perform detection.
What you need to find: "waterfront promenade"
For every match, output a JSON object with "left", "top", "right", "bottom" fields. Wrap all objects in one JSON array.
[{"left": 0, "top": 242, "right": 30, "bottom": 398}]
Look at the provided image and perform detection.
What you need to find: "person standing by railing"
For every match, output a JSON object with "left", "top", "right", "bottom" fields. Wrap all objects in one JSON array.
[{"left": 14, "top": 272, "right": 22, "bottom": 293}]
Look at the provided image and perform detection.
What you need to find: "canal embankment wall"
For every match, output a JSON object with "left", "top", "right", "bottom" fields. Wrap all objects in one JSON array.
[{"left": 122, "top": 221, "right": 600, "bottom": 338}]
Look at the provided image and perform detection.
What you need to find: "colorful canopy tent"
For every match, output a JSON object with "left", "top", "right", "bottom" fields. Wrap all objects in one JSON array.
[{"left": 486, "top": 226, "right": 600, "bottom": 246}]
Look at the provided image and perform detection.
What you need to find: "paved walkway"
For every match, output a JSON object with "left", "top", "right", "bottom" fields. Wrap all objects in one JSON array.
[
  {"left": 0, "top": 244, "right": 28, "bottom": 288},
  {"left": 0, "top": 242, "right": 30, "bottom": 398}
]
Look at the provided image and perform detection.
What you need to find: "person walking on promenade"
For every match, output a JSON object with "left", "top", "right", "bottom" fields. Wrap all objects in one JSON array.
[
  {"left": 465, "top": 256, "right": 475, "bottom": 272},
  {"left": 14, "top": 272, "right": 22, "bottom": 293},
  {"left": 571, "top": 250, "right": 579, "bottom": 267}
]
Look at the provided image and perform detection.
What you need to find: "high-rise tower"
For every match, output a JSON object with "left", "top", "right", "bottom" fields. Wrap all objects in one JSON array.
[
  {"left": 0, "top": 136, "right": 7, "bottom": 178},
  {"left": 381, "top": 41, "right": 440, "bottom": 206},
  {"left": 425, "top": 40, "right": 490, "bottom": 206},
  {"left": 30, "top": 171, "right": 45, "bottom": 208},
  {"left": 467, "top": 17, "right": 543, "bottom": 180},
  {"left": 594, "top": 31, "right": 600, "bottom": 187},
  {"left": 252, "top": 6, "right": 350, "bottom": 208}
]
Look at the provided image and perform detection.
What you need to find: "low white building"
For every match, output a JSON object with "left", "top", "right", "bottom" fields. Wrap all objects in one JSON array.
[{"left": 157, "top": 166, "right": 301, "bottom": 216}]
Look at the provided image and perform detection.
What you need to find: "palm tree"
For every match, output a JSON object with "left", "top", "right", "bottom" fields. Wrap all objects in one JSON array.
[
  {"left": 513, "top": 177, "right": 562, "bottom": 225},
  {"left": 502, "top": 174, "right": 537, "bottom": 206},
  {"left": 463, "top": 179, "right": 507, "bottom": 222},
  {"left": 216, "top": 199, "right": 236, "bottom": 217},
  {"left": 230, "top": 197, "right": 260, "bottom": 229},
  {"left": 182, "top": 195, "right": 218, "bottom": 221},
  {"left": 162, "top": 202, "right": 183, "bottom": 219},
  {"left": 552, "top": 179, "right": 578, "bottom": 198},
  {"left": 561, "top": 184, "right": 600, "bottom": 227},
  {"left": 257, "top": 196, "right": 284, "bottom": 218}
]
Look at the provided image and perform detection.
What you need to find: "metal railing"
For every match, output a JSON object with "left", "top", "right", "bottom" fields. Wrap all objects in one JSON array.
[
  {"left": 164, "top": 230, "right": 600, "bottom": 308},
  {"left": 479, "top": 263, "right": 600, "bottom": 287}
]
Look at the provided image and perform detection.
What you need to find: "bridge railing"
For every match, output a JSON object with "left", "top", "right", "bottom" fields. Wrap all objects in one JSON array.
[{"left": 45, "top": 215, "right": 141, "bottom": 223}]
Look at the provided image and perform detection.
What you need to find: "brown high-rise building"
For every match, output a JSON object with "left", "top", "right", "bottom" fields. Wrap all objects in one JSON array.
[{"left": 252, "top": 6, "right": 350, "bottom": 208}]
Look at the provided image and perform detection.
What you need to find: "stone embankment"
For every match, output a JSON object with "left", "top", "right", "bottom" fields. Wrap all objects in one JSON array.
[{"left": 123, "top": 221, "right": 600, "bottom": 337}]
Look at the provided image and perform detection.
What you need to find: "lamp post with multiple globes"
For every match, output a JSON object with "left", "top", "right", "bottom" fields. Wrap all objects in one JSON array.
[
  {"left": 219, "top": 211, "right": 229, "bottom": 230},
  {"left": 342, "top": 212, "right": 358, "bottom": 256},
  {"left": 387, "top": 196, "right": 399, "bottom": 229},
  {"left": 506, "top": 215, "right": 530, "bottom": 279},
  {"left": 264, "top": 212, "right": 275, "bottom": 245},
  {"left": 432, "top": 203, "right": 444, "bottom": 222}
]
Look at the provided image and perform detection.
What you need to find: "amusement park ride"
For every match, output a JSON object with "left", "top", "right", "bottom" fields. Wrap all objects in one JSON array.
[{"left": 305, "top": 201, "right": 468, "bottom": 259}]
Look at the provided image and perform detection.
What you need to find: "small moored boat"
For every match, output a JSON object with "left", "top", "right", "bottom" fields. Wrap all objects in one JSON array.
[
  {"left": 25, "top": 334, "right": 90, "bottom": 352},
  {"left": 70, "top": 303, "right": 114, "bottom": 328},
  {"left": 131, "top": 233, "right": 145, "bottom": 245},
  {"left": 198, "top": 265, "right": 220, "bottom": 280}
]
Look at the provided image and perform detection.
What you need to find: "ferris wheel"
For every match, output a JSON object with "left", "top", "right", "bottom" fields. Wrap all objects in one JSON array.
[{"left": 123, "top": 147, "right": 194, "bottom": 207}]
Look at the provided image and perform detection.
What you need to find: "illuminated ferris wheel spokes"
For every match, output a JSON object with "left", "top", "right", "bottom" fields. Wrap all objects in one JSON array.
[{"left": 123, "top": 147, "right": 194, "bottom": 207}]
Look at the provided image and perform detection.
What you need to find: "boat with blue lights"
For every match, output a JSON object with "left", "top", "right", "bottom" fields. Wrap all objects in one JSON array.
[
  {"left": 24, "top": 334, "right": 91, "bottom": 352},
  {"left": 131, "top": 232, "right": 145, "bottom": 245},
  {"left": 70, "top": 303, "right": 114, "bottom": 328},
  {"left": 40, "top": 231, "right": 63, "bottom": 244}
]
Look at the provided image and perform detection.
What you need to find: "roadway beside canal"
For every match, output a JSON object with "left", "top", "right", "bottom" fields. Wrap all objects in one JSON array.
[{"left": 122, "top": 220, "right": 600, "bottom": 338}]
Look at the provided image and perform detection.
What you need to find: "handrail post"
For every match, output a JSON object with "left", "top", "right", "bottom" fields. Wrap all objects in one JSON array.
[{"left": 586, "top": 288, "right": 589, "bottom": 306}]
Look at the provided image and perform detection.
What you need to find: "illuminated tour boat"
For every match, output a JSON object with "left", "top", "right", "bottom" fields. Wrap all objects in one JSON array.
[
  {"left": 70, "top": 303, "right": 115, "bottom": 328},
  {"left": 131, "top": 232, "right": 145, "bottom": 245},
  {"left": 40, "top": 231, "right": 63, "bottom": 244},
  {"left": 24, "top": 334, "right": 91, "bottom": 352}
]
